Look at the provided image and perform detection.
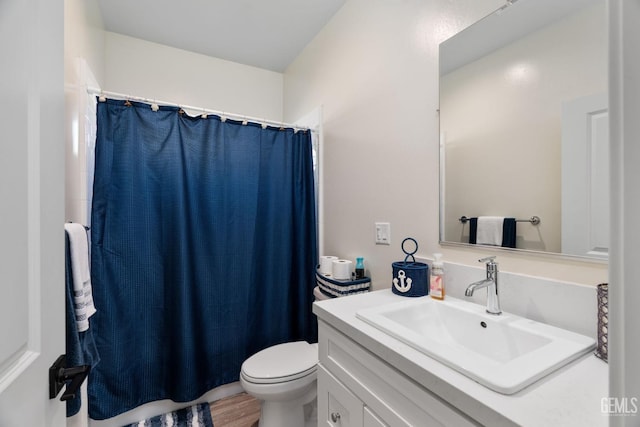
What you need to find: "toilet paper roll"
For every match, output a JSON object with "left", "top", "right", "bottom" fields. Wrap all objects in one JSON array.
[
  {"left": 319, "top": 255, "right": 339, "bottom": 275},
  {"left": 332, "top": 259, "right": 353, "bottom": 280}
]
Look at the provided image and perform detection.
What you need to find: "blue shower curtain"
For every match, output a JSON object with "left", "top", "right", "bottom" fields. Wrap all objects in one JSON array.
[{"left": 88, "top": 99, "right": 318, "bottom": 419}]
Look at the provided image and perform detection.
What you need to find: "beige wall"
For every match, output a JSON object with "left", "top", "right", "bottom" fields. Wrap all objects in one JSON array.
[
  {"left": 104, "top": 32, "right": 284, "bottom": 122},
  {"left": 65, "top": 0, "right": 105, "bottom": 87},
  {"left": 284, "top": 0, "right": 607, "bottom": 289},
  {"left": 442, "top": 2, "right": 606, "bottom": 253}
]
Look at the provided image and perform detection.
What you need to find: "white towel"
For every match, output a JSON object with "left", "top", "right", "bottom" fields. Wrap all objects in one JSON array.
[
  {"left": 64, "top": 223, "right": 96, "bottom": 332},
  {"left": 476, "top": 216, "right": 504, "bottom": 246}
]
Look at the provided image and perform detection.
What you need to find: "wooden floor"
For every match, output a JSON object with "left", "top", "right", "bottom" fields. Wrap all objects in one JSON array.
[{"left": 209, "top": 392, "right": 261, "bottom": 427}]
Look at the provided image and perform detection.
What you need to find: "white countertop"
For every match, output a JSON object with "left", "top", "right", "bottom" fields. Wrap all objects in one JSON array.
[{"left": 313, "top": 289, "right": 609, "bottom": 427}]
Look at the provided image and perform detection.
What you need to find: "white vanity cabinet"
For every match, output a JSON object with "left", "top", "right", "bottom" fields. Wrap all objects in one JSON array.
[
  {"left": 317, "top": 320, "right": 479, "bottom": 427},
  {"left": 363, "top": 407, "right": 387, "bottom": 427}
]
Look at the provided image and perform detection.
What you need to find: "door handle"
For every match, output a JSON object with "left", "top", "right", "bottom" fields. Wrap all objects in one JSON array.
[{"left": 49, "top": 354, "right": 90, "bottom": 401}]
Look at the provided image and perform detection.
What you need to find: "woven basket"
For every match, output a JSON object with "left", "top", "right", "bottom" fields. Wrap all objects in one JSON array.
[
  {"left": 315, "top": 271, "right": 370, "bottom": 298},
  {"left": 594, "top": 283, "right": 608, "bottom": 362}
]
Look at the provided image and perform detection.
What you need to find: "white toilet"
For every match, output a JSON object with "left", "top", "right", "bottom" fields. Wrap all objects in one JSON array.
[
  {"left": 240, "top": 341, "right": 318, "bottom": 427},
  {"left": 239, "top": 287, "right": 329, "bottom": 427}
]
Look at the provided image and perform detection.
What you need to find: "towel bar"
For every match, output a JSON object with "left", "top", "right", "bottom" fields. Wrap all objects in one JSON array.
[{"left": 459, "top": 216, "right": 541, "bottom": 225}]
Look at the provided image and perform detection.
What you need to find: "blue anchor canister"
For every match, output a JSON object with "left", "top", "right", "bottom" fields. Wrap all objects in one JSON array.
[{"left": 392, "top": 238, "right": 429, "bottom": 297}]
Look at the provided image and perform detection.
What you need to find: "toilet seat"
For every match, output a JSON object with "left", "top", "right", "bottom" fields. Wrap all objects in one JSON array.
[
  {"left": 241, "top": 341, "right": 318, "bottom": 384},
  {"left": 241, "top": 365, "right": 316, "bottom": 385}
]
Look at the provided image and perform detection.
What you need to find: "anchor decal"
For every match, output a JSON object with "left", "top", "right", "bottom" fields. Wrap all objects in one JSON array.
[{"left": 393, "top": 270, "right": 412, "bottom": 293}]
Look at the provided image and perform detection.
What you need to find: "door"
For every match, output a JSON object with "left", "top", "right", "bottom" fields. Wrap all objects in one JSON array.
[
  {"left": 561, "top": 92, "right": 609, "bottom": 258},
  {"left": 0, "top": 0, "right": 66, "bottom": 425}
]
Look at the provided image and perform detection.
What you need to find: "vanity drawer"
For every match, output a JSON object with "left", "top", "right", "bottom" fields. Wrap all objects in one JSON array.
[
  {"left": 319, "top": 320, "right": 480, "bottom": 427},
  {"left": 318, "top": 364, "right": 364, "bottom": 427},
  {"left": 364, "top": 407, "right": 388, "bottom": 427}
]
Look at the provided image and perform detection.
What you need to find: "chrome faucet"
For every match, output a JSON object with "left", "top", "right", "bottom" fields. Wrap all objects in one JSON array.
[{"left": 465, "top": 256, "right": 502, "bottom": 315}]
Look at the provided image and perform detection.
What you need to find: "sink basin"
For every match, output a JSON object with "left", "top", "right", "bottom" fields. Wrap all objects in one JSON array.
[{"left": 356, "top": 296, "right": 596, "bottom": 394}]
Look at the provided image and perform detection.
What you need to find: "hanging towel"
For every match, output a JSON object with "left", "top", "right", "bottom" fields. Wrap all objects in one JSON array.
[
  {"left": 65, "top": 232, "right": 100, "bottom": 417},
  {"left": 502, "top": 218, "right": 517, "bottom": 248},
  {"left": 469, "top": 217, "right": 517, "bottom": 248},
  {"left": 64, "top": 223, "right": 96, "bottom": 332},
  {"left": 476, "top": 216, "right": 504, "bottom": 246}
]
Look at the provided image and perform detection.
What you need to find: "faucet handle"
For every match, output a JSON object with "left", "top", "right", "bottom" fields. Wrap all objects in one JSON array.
[{"left": 479, "top": 256, "right": 498, "bottom": 278}]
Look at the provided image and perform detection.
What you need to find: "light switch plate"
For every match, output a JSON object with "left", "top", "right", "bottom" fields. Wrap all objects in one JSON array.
[{"left": 375, "top": 222, "right": 391, "bottom": 245}]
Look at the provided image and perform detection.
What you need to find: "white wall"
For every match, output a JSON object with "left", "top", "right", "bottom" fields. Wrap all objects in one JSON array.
[
  {"left": 609, "top": 0, "right": 640, "bottom": 424},
  {"left": 441, "top": 2, "right": 607, "bottom": 253},
  {"left": 104, "top": 32, "right": 284, "bottom": 122},
  {"left": 65, "top": 0, "right": 105, "bottom": 225},
  {"left": 65, "top": 0, "right": 105, "bottom": 87},
  {"left": 284, "top": 0, "right": 607, "bottom": 289}
]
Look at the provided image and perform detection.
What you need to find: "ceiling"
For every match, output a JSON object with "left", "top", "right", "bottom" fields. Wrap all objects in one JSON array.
[{"left": 96, "top": 0, "right": 346, "bottom": 73}]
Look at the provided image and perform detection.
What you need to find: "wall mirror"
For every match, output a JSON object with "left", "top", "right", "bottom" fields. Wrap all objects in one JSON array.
[{"left": 439, "top": 0, "right": 608, "bottom": 260}]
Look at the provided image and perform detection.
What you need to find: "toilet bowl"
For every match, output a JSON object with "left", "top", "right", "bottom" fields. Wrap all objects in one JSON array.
[
  {"left": 240, "top": 341, "right": 318, "bottom": 427},
  {"left": 239, "top": 287, "right": 329, "bottom": 427}
]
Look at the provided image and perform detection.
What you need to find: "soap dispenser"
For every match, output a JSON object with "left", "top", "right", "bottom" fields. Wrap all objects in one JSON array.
[{"left": 430, "top": 253, "right": 445, "bottom": 300}]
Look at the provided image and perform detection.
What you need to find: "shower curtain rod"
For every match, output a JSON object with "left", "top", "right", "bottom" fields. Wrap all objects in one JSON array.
[{"left": 86, "top": 87, "right": 314, "bottom": 132}]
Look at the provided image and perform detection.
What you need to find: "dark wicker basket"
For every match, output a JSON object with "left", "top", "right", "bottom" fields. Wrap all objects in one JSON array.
[{"left": 595, "top": 283, "right": 608, "bottom": 362}]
